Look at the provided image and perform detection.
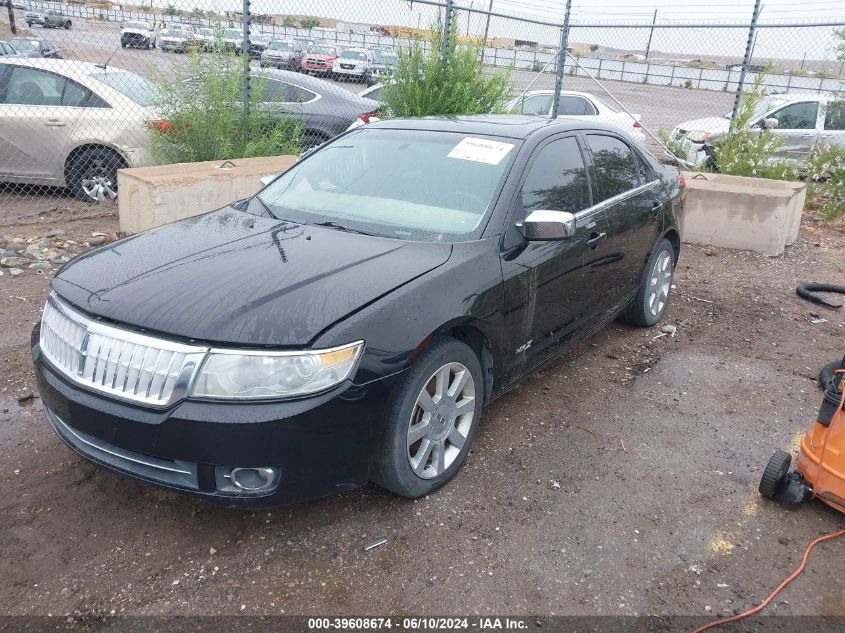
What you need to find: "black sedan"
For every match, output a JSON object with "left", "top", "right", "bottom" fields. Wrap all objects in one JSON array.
[{"left": 32, "top": 116, "right": 684, "bottom": 507}]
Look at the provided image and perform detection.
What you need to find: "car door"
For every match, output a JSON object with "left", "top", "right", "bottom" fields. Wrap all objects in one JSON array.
[
  {"left": 0, "top": 64, "right": 71, "bottom": 179},
  {"left": 819, "top": 99, "right": 845, "bottom": 150},
  {"left": 500, "top": 134, "right": 610, "bottom": 377},
  {"left": 764, "top": 100, "right": 820, "bottom": 161},
  {"left": 583, "top": 133, "right": 662, "bottom": 317}
]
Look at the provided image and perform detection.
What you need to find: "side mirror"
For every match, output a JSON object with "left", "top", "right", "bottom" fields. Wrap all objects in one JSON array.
[
  {"left": 518, "top": 210, "right": 576, "bottom": 241},
  {"left": 763, "top": 117, "right": 779, "bottom": 129}
]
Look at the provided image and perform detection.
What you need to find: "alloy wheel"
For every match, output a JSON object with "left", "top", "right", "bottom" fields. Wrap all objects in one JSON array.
[
  {"left": 407, "top": 362, "right": 476, "bottom": 479},
  {"left": 647, "top": 250, "right": 672, "bottom": 317}
]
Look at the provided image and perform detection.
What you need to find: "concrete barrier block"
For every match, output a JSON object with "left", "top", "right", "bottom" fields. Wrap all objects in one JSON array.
[
  {"left": 679, "top": 171, "right": 806, "bottom": 257},
  {"left": 117, "top": 155, "right": 297, "bottom": 234}
]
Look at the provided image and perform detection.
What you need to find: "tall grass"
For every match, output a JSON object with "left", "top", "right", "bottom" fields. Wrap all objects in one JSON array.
[{"left": 150, "top": 49, "right": 301, "bottom": 164}]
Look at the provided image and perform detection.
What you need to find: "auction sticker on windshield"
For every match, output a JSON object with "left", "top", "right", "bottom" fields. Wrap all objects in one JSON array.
[{"left": 447, "top": 137, "right": 514, "bottom": 165}]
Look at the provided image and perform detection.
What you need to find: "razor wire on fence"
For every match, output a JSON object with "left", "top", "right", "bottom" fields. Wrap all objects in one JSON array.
[{"left": 0, "top": 0, "right": 843, "bottom": 215}]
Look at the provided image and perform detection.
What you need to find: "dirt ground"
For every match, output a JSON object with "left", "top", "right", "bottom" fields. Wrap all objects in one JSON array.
[{"left": 1, "top": 202, "right": 844, "bottom": 624}]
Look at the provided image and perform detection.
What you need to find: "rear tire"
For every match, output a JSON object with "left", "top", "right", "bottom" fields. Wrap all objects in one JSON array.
[
  {"left": 621, "top": 237, "right": 675, "bottom": 327},
  {"left": 66, "top": 147, "right": 123, "bottom": 203},
  {"left": 760, "top": 450, "right": 792, "bottom": 499},
  {"left": 372, "top": 337, "right": 483, "bottom": 498},
  {"left": 64, "top": 20, "right": 71, "bottom": 29}
]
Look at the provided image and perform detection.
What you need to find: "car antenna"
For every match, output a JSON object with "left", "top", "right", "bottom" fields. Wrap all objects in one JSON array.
[{"left": 95, "top": 44, "right": 121, "bottom": 70}]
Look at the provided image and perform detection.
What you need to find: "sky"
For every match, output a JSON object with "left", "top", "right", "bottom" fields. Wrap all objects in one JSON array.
[{"left": 177, "top": 0, "right": 845, "bottom": 62}]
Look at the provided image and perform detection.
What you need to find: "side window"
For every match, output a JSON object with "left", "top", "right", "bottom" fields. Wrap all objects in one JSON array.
[
  {"left": 586, "top": 134, "right": 640, "bottom": 202},
  {"left": 61, "top": 80, "right": 90, "bottom": 107},
  {"left": 635, "top": 152, "right": 655, "bottom": 184},
  {"left": 519, "top": 94, "right": 552, "bottom": 116},
  {"left": 824, "top": 101, "right": 845, "bottom": 131},
  {"left": 519, "top": 137, "right": 591, "bottom": 217},
  {"left": 558, "top": 96, "right": 597, "bottom": 116},
  {"left": 283, "top": 83, "right": 316, "bottom": 103},
  {"left": 4, "top": 66, "right": 65, "bottom": 106},
  {"left": 771, "top": 102, "right": 818, "bottom": 130}
]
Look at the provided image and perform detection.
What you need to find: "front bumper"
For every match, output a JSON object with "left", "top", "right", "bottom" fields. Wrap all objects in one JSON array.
[
  {"left": 333, "top": 66, "right": 367, "bottom": 77},
  {"left": 33, "top": 344, "right": 397, "bottom": 507},
  {"left": 260, "top": 56, "right": 295, "bottom": 68}
]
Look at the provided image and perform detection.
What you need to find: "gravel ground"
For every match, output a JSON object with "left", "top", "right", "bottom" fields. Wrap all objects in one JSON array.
[{"left": 1, "top": 202, "right": 844, "bottom": 622}]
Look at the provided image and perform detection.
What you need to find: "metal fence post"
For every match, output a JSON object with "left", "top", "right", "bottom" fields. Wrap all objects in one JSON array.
[
  {"left": 550, "top": 0, "right": 573, "bottom": 118},
  {"left": 242, "top": 0, "right": 251, "bottom": 141},
  {"left": 731, "top": 0, "right": 762, "bottom": 125},
  {"left": 441, "top": 0, "right": 454, "bottom": 65}
]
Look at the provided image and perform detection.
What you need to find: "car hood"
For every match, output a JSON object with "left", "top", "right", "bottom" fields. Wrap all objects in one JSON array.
[
  {"left": 674, "top": 116, "right": 731, "bottom": 136},
  {"left": 52, "top": 207, "right": 453, "bottom": 346}
]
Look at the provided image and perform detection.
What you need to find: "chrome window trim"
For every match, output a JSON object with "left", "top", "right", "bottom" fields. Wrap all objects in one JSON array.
[{"left": 575, "top": 179, "right": 660, "bottom": 223}]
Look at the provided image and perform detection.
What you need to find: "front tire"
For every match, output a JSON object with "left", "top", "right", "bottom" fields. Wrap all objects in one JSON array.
[
  {"left": 760, "top": 450, "right": 792, "bottom": 499},
  {"left": 64, "top": 20, "right": 71, "bottom": 29},
  {"left": 621, "top": 237, "right": 675, "bottom": 327},
  {"left": 66, "top": 147, "right": 123, "bottom": 203},
  {"left": 372, "top": 337, "right": 483, "bottom": 498}
]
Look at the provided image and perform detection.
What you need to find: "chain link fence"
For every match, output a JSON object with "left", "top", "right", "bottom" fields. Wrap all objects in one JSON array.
[{"left": 0, "top": 0, "right": 843, "bottom": 218}]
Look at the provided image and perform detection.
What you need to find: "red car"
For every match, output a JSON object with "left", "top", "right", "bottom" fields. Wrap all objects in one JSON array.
[{"left": 299, "top": 44, "right": 340, "bottom": 75}]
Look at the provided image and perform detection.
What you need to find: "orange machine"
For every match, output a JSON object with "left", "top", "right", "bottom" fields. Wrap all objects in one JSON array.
[{"left": 761, "top": 357, "right": 845, "bottom": 510}]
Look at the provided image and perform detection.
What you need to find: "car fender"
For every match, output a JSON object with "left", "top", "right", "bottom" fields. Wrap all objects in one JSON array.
[{"left": 312, "top": 238, "right": 507, "bottom": 394}]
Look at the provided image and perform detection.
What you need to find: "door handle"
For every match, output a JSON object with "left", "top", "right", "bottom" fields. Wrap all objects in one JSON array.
[
  {"left": 45, "top": 119, "right": 65, "bottom": 127},
  {"left": 650, "top": 201, "right": 662, "bottom": 216},
  {"left": 586, "top": 232, "right": 607, "bottom": 249}
]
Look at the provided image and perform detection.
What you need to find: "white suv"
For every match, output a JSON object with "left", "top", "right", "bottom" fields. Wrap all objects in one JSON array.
[
  {"left": 332, "top": 48, "right": 373, "bottom": 82},
  {"left": 0, "top": 59, "right": 159, "bottom": 202}
]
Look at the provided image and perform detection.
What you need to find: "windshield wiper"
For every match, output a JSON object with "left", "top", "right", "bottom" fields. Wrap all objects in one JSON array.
[{"left": 310, "top": 220, "right": 374, "bottom": 236}]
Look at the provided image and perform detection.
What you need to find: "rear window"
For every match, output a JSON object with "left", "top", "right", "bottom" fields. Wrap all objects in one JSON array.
[
  {"left": 268, "top": 41, "right": 292, "bottom": 50},
  {"left": 90, "top": 71, "right": 159, "bottom": 107},
  {"left": 162, "top": 29, "right": 187, "bottom": 37},
  {"left": 341, "top": 50, "right": 367, "bottom": 61},
  {"left": 124, "top": 22, "right": 148, "bottom": 30},
  {"left": 310, "top": 46, "right": 335, "bottom": 56}
]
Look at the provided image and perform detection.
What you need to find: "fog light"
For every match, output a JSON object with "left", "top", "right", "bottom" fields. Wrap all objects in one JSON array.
[{"left": 215, "top": 466, "right": 278, "bottom": 494}]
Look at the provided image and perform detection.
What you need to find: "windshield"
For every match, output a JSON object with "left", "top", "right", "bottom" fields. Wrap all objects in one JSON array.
[
  {"left": 309, "top": 46, "right": 335, "bottom": 56},
  {"left": 162, "top": 29, "right": 187, "bottom": 37},
  {"left": 341, "top": 50, "right": 367, "bottom": 61},
  {"left": 373, "top": 50, "right": 397, "bottom": 64},
  {"left": 198, "top": 28, "right": 213, "bottom": 36},
  {"left": 124, "top": 22, "right": 148, "bottom": 30},
  {"left": 223, "top": 29, "right": 241, "bottom": 39},
  {"left": 10, "top": 38, "right": 39, "bottom": 51},
  {"left": 90, "top": 71, "right": 159, "bottom": 107},
  {"left": 258, "top": 129, "right": 518, "bottom": 241},
  {"left": 253, "top": 35, "right": 270, "bottom": 43},
  {"left": 268, "top": 41, "right": 292, "bottom": 50}
]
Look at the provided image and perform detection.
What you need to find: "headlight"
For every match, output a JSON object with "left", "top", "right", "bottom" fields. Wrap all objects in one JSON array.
[
  {"left": 685, "top": 130, "right": 710, "bottom": 143},
  {"left": 190, "top": 341, "right": 363, "bottom": 400}
]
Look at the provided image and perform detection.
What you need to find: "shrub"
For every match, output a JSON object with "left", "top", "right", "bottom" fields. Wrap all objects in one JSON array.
[
  {"left": 804, "top": 144, "right": 845, "bottom": 222},
  {"left": 150, "top": 50, "right": 301, "bottom": 164},
  {"left": 382, "top": 21, "right": 511, "bottom": 117},
  {"left": 300, "top": 17, "right": 319, "bottom": 30},
  {"left": 531, "top": 60, "right": 544, "bottom": 73}
]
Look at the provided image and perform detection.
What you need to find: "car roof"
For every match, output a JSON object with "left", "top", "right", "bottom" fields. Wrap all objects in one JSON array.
[
  {"left": 520, "top": 89, "right": 601, "bottom": 99},
  {"left": 0, "top": 57, "right": 107, "bottom": 74},
  {"left": 365, "top": 114, "right": 623, "bottom": 139}
]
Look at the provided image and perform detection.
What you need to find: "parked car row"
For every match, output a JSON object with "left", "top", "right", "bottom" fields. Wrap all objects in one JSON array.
[{"left": 0, "top": 58, "right": 378, "bottom": 202}]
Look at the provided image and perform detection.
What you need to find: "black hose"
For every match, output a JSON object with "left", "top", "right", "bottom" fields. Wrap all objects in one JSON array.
[{"left": 796, "top": 282, "right": 845, "bottom": 309}]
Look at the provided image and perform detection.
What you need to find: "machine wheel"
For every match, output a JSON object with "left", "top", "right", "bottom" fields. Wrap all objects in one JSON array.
[
  {"left": 620, "top": 238, "right": 675, "bottom": 326},
  {"left": 64, "top": 20, "right": 72, "bottom": 29},
  {"left": 372, "top": 337, "right": 483, "bottom": 498},
  {"left": 760, "top": 450, "right": 792, "bottom": 499}
]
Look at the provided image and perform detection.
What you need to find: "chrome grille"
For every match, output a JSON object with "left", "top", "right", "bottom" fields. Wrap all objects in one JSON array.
[{"left": 39, "top": 295, "right": 208, "bottom": 407}]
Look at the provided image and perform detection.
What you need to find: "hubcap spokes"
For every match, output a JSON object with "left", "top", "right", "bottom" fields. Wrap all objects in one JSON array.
[
  {"left": 647, "top": 251, "right": 672, "bottom": 317},
  {"left": 81, "top": 175, "right": 117, "bottom": 202},
  {"left": 407, "top": 362, "right": 475, "bottom": 479}
]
